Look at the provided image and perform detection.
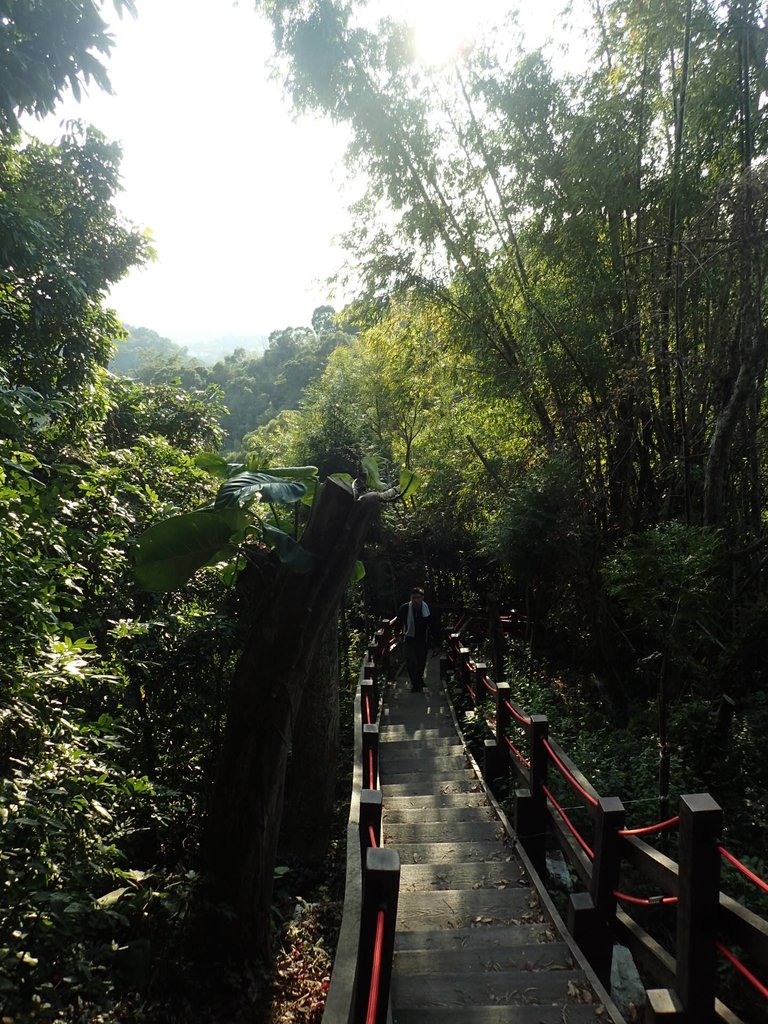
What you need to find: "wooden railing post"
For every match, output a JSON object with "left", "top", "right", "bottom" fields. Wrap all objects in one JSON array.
[
  {"left": 645, "top": 793, "right": 722, "bottom": 1022},
  {"left": 515, "top": 714, "right": 548, "bottom": 876},
  {"left": 359, "top": 789, "right": 383, "bottom": 864},
  {"left": 362, "top": 724, "right": 379, "bottom": 790},
  {"left": 365, "top": 645, "right": 378, "bottom": 691},
  {"left": 458, "top": 645, "right": 472, "bottom": 707},
  {"left": 483, "top": 679, "right": 510, "bottom": 794},
  {"left": 568, "top": 795, "right": 624, "bottom": 988},
  {"left": 379, "top": 618, "right": 393, "bottom": 679},
  {"left": 353, "top": 848, "right": 400, "bottom": 1024},
  {"left": 488, "top": 597, "right": 506, "bottom": 685},
  {"left": 360, "top": 679, "right": 376, "bottom": 727}
]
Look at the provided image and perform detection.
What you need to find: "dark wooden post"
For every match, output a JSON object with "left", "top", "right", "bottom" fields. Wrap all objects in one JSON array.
[
  {"left": 515, "top": 714, "right": 548, "bottom": 876},
  {"left": 353, "top": 848, "right": 400, "bottom": 1024},
  {"left": 677, "top": 793, "right": 721, "bottom": 1021},
  {"left": 716, "top": 694, "right": 735, "bottom": 737},
  {"left": 568, "top": 796, "right": 624, "bottom": 988},
  {"left": 359, "top": 788, "right": 383, "bottom": 864},
  {"left": 362, "top": 724, "right": 379, "bottom": 790},
  {"left": 379, "top": 619, "right": 393, "bottom": 679},
  {"left": 362, "top": 660, "right": 378, "bottom": 710},
  {"left": 645, "top": 793, "right": 722, "bottom": 1023},
  {"left": 488, "top": 597, "right": 505, "bottom": 685},
  {"left": 483, "top": 678, "right": 510, "bottom": 794},
  {"left": 458, "top": 646, "right": 472, "bottom": 707},
  {"left": 360, "top": 680, "right": 376, "bottom": 727}
]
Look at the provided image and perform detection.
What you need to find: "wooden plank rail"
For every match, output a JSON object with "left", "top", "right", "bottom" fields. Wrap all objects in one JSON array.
[
  {"left": 444, "top": 623, "right": 768, "bottom": 1024},
  {"left": 325, "top": 612, "right": 768, "bottom": 1023}
]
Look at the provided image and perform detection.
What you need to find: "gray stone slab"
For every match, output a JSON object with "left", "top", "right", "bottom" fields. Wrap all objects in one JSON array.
[
  {"left": 381, "top": 768, "right": 479, "bottom": 786},
  {"left": 384, "top": 820, "right": 502, "bottom": 845},
  {"left": 394, "top": 923, "right": 557, "bottom": 951},
  {"left": 391, "top": 1004, "right": 609, "bottom": 1023},
  {"left": 394, "top": 841, "right": 510, "bottom": 865},
  {"left": 385, "top": 792, "right": 489, "bottom": 809},
  {"left": 396, "top": 887, "right": 538, "bottom": 931},
  {"left": 399, "top": 861, "right": 528, "bottom": 892},
  {"left": 384, "top": 804, "right": 494, "bottom": 824},
  {"left": 391, "top": 967, "right": 586, "bottom": 1006},
  {"left": 392, "top": 941, "right": 575, "bottom": 974}
]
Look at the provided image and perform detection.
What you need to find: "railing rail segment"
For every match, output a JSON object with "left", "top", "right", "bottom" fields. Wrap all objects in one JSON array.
[{"left": 443, "top": 619, "right": 768, "bottom": 1023}]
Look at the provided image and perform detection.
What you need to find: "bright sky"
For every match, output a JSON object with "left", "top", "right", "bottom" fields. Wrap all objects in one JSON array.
[{"left": 27, "top": 0, "right": 580, "bottom": 349}]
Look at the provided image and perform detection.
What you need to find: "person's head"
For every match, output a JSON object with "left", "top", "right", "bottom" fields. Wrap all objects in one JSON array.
[{"left": 410, "top": 586, "right": 425, "bottom": 607}]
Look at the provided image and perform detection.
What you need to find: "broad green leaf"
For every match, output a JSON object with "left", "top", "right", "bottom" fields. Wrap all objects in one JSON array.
[
  {"left": 399, "top": 468, "right": 422, "bottom": 498},
  {"left": 362, "top": 455, "right": 388, "bottom": 491},
  {"left": 351, "top": 560, "right": 366, "bottom": 583},
  {"left": 134, "top": 510, "right": 240, "bottom": 592},
  {"left": 244, "top": 458, "right": 318, "bottom": 479},
  {"left": 300, "top": 477, "right": 318, "bottom": 507},
  {"left": 194, "top": 453, "right": 242, "bottom": 479},
  {"left": 263, "top": 524, "right": 319, "bottom": 573},
  {"left": 97, "top": 887, "right": 129, "bottom": 908},
  {"left": 214, "top": 472, "right": 307, "bottom": 509}
]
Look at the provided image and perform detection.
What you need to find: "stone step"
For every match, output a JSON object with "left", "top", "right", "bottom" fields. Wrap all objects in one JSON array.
[
  {"left": 395, "top": 841, "right": 509, "bottom": 865},
  {"left": 399, "top": 860, "right": 528, "bottom": 892},
  {"left": 385, "top": 820, "right": 502, "bottom": 845},
  {"left": 380, "top": 739, "right": 465, "bottom": 756},
  {"left": 384, "top": 804, "right": 494, "bottom": 824},
  {"left": 396, "top": 887, "right": 538, "bottom": 931},
  {"left": 379, "top": 726, "right": 459, "bottom": 741},
  {"left": 391, "top": 1003, "right": 608, "bottom": 1024},
  {"left": 394, "top": 922, "right": 557, "bottom": 951},
  {"left": 391, "top": 966, "right": 586, "bottom": 1008},
  {"left": 381, "top": 767, "right": 479, "bottom": 786},
  {"left": 392, "top": 940, "right": 575, "bottom": 974},
  {"left": 381, "top": 754, "right": 471, "bottom": 774},
  {"left": 385, "top": 792, "right": 489, "bottom": 809}
]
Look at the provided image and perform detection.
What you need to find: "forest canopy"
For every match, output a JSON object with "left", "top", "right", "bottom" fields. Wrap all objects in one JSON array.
[{"left": 2, "top": 0, "right": 768, "bottom": 1021}]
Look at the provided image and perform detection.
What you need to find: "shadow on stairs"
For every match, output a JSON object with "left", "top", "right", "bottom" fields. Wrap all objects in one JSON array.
[{"left": 379, "top": 657, "right": 625, "bottom": 1024}]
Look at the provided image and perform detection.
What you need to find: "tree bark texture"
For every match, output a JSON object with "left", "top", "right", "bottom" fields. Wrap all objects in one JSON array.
[
  {"left": 202, "top": 477, "right": 382, "bottom": 958},
  {"left": 279, "top": 616, "right": 340, "bottom": 861}
]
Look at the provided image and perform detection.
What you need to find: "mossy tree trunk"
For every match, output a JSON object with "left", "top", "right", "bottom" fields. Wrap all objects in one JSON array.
[{"left": 202, "top": 477, "right": 385, "bottom": 959}]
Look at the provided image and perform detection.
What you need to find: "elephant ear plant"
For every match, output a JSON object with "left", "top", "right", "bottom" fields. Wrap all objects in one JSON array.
[
  {"left": 132, "top": 452, "right": 420, "bottom": 961},
  {"left": 133, "top": 455, "right": 323, "bottom": 592}
]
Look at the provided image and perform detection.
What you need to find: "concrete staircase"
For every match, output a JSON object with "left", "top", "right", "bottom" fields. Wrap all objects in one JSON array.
[{"left": 379, "top": 660, "right": 622, "bottom": 1024}]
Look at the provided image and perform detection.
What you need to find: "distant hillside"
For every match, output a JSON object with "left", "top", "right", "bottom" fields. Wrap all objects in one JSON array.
[
  {"left": 184, "top": 333, "right": 269, "bottom": 364},
  {"left": 110, "top": 307, "right": 352, "bottom": 452},
  {"left": 110, "top": 325, "right": 192, "bottom": 375},
  {"left": 111, "top": 326, "right": 270, "bottom": 373}
]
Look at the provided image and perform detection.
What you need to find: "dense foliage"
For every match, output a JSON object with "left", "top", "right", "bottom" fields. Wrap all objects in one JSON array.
[
  {"left": 3, "top": 0, "right": 768, "bottom": 1020},
  {"left": 112, "top": 310, "right": 352, "bottom": 451}
]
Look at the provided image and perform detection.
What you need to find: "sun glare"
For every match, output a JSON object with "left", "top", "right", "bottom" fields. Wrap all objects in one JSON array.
[{"left": 410, "top": 4, "right": 474, "bottom": 66}]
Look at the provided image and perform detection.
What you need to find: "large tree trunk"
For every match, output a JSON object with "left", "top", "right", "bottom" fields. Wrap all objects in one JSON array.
[
  {"left": 279, "top": 616, "right": 340, "bottom": 861},
  {"left": 202, "top": 477, "right": 382, "bottom": 959}
]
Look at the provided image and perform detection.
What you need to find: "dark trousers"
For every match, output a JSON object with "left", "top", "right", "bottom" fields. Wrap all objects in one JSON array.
[{"left": 404, "top": 637, "right": 427, "bottom": 689}]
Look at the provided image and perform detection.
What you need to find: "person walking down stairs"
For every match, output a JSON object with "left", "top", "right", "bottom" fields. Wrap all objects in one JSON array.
[{"left": 394, "top": 587, "right": 434, "bottom": 693}]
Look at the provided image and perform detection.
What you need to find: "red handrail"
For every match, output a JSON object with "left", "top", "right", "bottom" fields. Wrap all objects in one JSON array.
[
  {"left": 718, "top": 942, "right": 768, "bottom": 1000},
  {"left": 504, "top": 733, "right": 531, "bottom": 769},
  {"left": 614, "top": 890, "right": 678, "bottom": 907},
  {"left": 368, "top": 824, "right": 377, "bottom": 849},
  {"left": 542, "top": 783, "right": 594, "bottom": 860},
  {"left": 719, "top": 846, "right": 768, "bottom": 896},
  {"left": 365, "top": 909, "right": 386, "bottom": 1024},
  {"left": 542, "top": 737, "right": 599, "bottom": 808},
  {"left": 619, "top": 816, "right": 680, "bottom": 837},
  {"left": 503, "top": 697, "right": 531, "bottom": 727},
  {"left": 481, "top": 674, "right": 496, "bottom": 694},
  {"left": 368, "top": 749, "right": 374, "bottom": 788}
]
